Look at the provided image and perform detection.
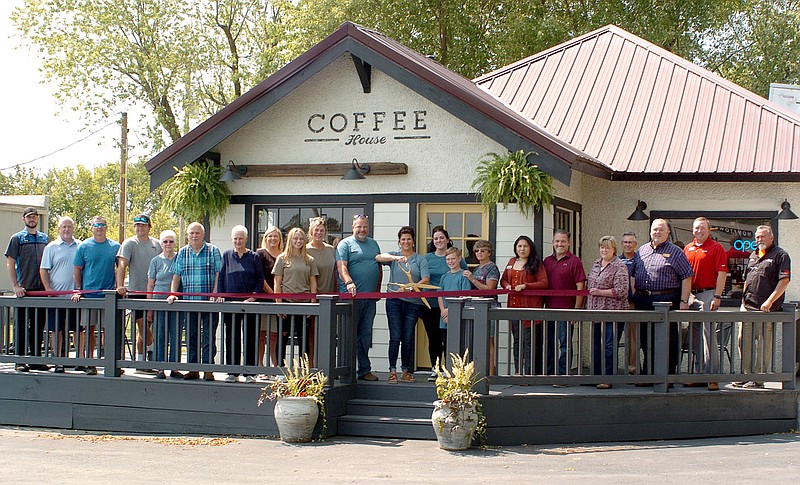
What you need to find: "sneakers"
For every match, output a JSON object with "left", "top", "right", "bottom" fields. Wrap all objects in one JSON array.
[
  {"left": 29, "top": 364, "right": 50, "bottom": 371},
  {"left": 203, "top": 372, "right": 215, "bottom": 381},
  {"left": 552, "top": 383, "right": 570, "bottom": 388},
  {"left": 358, "top": 372, "right": 379, "bottom": 381},
  {"left": 74, "top": 366, "right": 87, "bottom": 372},
  {"left": 596, "top": 383, "right": 612, "bottom": 389},
  {"left": 54, "top": 365, "right": 65, "bottom": 374},
  {"left": 169, "top": 371, "right": 185, "bottom": 379},
  {"left": 85, "top": 366, "right": 98, "bottom": 375},
  {"left": 244, "top": 376, "right": 256, "bottom": 384},
  {"left": 708, "top": 382, "right": 719, "bottom": 391},
  {"left": 225, "top": 374, "right": 238, "bottom": 383},
  {"left": 400, "top": 371, "right": 416, "bottom": 383},
  {"left": 734, "top": 381, "right": 764, "bottom": 389},
  {"left": 183, "top": 371, "right": 200, "bottom": 380},
  {"left": 15, "top": 363, "right": 29, "bottom": 372},
  {"left": 155, "top": 370, "right": 166, "bottom": 379},
  {"left": 427, "top": 372, "right": 437, "bottom": 382}
]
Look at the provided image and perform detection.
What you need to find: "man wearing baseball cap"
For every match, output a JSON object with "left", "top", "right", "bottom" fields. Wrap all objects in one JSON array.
[
  {"left": 116, "top": 213, "right": 162, "bottom": 372},
  {"left": 5, "top": 207, "right": 49, "bottom": 372}
]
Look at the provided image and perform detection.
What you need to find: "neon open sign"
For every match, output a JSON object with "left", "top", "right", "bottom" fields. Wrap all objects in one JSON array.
[{"left": 733, "top": 239, "right": 757, "bottom": 251}]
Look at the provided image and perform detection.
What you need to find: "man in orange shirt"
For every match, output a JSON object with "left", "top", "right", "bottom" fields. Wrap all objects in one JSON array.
[{"left": 683, "top": 217, "right": 728, "bottom": 391}]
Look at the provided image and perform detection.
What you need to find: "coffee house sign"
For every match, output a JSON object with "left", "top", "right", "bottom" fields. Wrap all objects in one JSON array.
[{"left": 305, "top": 109, "right": 430, "bottom": 146}]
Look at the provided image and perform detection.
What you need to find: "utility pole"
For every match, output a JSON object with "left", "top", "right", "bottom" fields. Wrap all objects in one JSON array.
[{"left": 119, "top": 112, "right": 128, "bottom": 243}]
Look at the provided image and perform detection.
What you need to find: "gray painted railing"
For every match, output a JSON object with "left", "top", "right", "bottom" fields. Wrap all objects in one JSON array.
[
  {"left": 446, "top": 298, "right": 798, "bottom": 394},
  {"left": 0, "top": 292, "right": 356, "bottom": 384}
]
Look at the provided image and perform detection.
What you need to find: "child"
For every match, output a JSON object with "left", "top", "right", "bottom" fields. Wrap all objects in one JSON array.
[{"left": 438, "top": 247, "right": 473, "bottom": 336}]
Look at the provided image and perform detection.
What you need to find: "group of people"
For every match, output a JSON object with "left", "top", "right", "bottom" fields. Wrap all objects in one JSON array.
[
  {"left": 7, "top": 207, "right": 791, "bottom": 390},
  {"left": 495, "top": 218, "right": 790, "bottom": 390}
]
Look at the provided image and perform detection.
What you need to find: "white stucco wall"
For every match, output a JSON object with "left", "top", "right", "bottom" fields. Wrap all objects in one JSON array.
[{"left": 214, "top": 54, "right": 505, "bottom": 196}]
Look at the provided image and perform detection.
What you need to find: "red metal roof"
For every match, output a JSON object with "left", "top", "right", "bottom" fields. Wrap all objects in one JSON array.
[{"left": 475, "top": 25, "right": 800, "bottom": 180}]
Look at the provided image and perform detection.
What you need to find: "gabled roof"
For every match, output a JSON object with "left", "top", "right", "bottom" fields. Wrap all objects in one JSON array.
[
  {"left": 146, "top": 22, "right": 601, "bottom": 188},
  {"left": 475, "top": 25, "right": 800, "bottom": 181}
]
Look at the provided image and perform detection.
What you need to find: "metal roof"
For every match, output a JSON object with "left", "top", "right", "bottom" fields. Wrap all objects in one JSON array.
[
  {"left": 146, "top": 22, "right": 602, "bottom": 188},
  {"left": 475, "top": 25, "right": 800, "bottom": 181}
]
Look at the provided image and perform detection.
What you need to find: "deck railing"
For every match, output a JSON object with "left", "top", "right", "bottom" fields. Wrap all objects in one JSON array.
[
  {"left": 446, "top": 298, "right": 798, "bottom": 394},
  {"left": 0, "top": 292, "right": 355, "bottom": 383}
]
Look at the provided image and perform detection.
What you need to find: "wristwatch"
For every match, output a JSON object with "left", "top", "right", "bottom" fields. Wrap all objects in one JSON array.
[{"left": 680, "top": 298, "right": 689, "bottom": 303}]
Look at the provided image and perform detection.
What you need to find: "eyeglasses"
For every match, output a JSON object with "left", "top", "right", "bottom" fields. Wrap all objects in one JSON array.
[
  {"left": 161, "top": 240, "right": 175, "bottom": 244},
  {"left": 92, "top": 223, "right": 106, "bottom": 228},
  {"left": 133, "top": 217, "right": 149, "bottom": 224},
  {"left": 353, "top": 214, "right": 369, "bottom": 220}
]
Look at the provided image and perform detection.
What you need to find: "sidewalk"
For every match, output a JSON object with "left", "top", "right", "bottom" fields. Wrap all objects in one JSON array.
[{"left": 2, "top": 426, "right": 799, "bottom": 483}]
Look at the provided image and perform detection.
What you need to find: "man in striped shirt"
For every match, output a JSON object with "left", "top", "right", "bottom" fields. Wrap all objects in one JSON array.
[{"left": 167, "top": 222, "right": 221, "bottom": 381}]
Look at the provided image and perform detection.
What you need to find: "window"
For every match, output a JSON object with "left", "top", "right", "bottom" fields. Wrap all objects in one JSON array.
[
  {"left": 418, "top": 204, "right": 489, "bottom": 266},
  {"left": 254, "top": 205, "right": 366, "bottom": 246}
]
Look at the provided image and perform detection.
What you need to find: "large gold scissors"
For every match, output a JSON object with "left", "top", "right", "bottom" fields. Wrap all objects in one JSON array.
[{"left": 387, "top": 261, "right": 440, "bottom": 309}]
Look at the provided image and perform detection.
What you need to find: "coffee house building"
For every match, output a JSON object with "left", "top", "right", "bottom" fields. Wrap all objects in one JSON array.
[{"left": 146, "top": 23, "right": 800, "bottom": 371}]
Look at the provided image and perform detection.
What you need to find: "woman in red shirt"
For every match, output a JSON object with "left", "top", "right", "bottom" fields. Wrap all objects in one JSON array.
[{"left": 501, "top": 235, "right": 548, "bottom": 375}]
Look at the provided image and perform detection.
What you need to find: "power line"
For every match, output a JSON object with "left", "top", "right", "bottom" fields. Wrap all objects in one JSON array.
[{"left": 0, "top": 121, "right": 117, "bottom": 172}]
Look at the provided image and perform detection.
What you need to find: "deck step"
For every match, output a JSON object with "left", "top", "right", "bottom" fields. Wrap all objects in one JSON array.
[
  {"left": 346, "top": 398, "right": 434, "bottom": 419},
  {"left": 336, "top": 414, "right": 436, "bottom": 440}
]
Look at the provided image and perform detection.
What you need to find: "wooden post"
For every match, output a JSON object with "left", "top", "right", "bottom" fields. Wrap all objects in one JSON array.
[{"left": 119, "top": 112, "right": 128, "bottom": 243}]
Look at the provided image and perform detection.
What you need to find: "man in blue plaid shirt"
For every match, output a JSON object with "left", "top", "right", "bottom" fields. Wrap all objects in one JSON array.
[{"left": 167, "top": 222, "right": 221, "bottom": 381}]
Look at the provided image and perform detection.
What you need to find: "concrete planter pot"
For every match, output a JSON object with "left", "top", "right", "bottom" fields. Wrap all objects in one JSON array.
[
  {"left": 431, "top": 400, "right": 479, "bottom": 451},
  {"left": 274, "top": 396, "right": 319, "bottom": 443}
]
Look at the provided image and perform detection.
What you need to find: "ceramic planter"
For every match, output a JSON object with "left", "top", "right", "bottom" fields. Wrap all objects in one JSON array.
[
  {"left": 274, "top": 396, "right": 319, "bottom": 443},
  {"left": 431, "top": 400, "right": 479, "bottom": 450}
]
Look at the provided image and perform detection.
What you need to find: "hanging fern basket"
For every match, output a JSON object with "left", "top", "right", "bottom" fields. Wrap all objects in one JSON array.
[
  {"left": 161, "top": 161, "right": 232, "bottom": 224},
  {"left": 470, "top": 150, "right": 554, "bottom": 219}
]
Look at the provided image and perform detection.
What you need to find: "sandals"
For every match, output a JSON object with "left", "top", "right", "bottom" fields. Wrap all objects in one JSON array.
[
  {"left": 388, "top": 371, "right": 398, "bottom": 384},
  {"left": 400, "top": 371, "right": 416, "bottom": 383}
]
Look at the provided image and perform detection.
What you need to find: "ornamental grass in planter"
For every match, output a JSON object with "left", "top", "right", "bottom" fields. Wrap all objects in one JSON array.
[
  {"left": 257, "top": 355, "right": 328, "bottom": 442},
  {"left": 432, "top": 350, "right": 486, "bottom": 450}
]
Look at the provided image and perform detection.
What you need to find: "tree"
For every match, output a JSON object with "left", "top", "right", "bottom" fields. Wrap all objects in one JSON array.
[
  {"left": 12, "top": 0, "right": 290, "bottom": 152},
  {"left": 701, "top": 0, "right": 800, "bottom": 97}
]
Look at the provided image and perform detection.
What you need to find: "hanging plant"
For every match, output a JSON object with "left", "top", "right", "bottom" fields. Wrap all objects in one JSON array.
[
  {"left": 161, "top": 160, "right": 231, "bottom": 224},
  {"left": 470, "top": 150, "right": 553, "bottom": 218}
]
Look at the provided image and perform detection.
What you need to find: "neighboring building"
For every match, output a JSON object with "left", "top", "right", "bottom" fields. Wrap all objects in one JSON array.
[
  {"left": 0, "top": 195, "right": 48, "bottom": 293},
  {"left": 146, "top": 23, "right": 800, "bottom": 372}
]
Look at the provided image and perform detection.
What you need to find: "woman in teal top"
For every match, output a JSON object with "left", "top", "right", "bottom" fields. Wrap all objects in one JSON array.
[
  {"left": 421, "top": 226, "right": 467, "bottom": 380},
  {"left": 376, "top": 226, "right": 429, "bottom": 384}
]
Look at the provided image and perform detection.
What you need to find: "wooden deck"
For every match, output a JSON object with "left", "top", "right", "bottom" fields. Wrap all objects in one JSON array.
[{"left": 1, "top": 365, "right": 797, "bottom": 445}]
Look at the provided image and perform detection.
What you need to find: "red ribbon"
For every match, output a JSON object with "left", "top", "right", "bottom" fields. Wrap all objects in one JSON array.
[{"left": 25, "top": 288, "right": 588, "bottom": 300}]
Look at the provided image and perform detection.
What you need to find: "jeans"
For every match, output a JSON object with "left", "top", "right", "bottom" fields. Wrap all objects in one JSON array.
[
  {"left": 632, "top": 291, "right": 680, "bottom": 374},
  {"left": 386, "top": 299, "right": 422, "bottom": 372},
  {"left": 510, "top": 320, "right": 531, "bottom": 374},
  {"left": 546, "top": 320, "right": 568, "bottom": 375},
  {"left": 153, "top": 310, "right": 182, "bottom": 363},
  {"left": 224, "top": 312, "right": 258, "bottom": 375},
  {"left": 15, "top": 307, "right": 46, "bottom": 358},
  {"left": 186, "top": 311, "right": 219, "bottom": 364},
  {"left": 355, "top": 300, "right": 377, "bottom": 377},
  {"left": 592, "top": 322, "right": 623, "bottom": 376},
  {"left": 276, "top": 314, "right": 311, "bottom": 368},
  {"left": 419, "top": 306, "right": 444, "bottom": 370}
]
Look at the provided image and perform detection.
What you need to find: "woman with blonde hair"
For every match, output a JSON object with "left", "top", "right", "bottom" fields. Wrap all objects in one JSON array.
[
  {"left": 257, "top": 226, "right": 283, "bottom": 366},
  {"left": 272, "top": 227, "right": 318, "bottom": 366},
  {"left": 306, "top": 217, "right": 336, "bottom": 365},
  {"left": 586, "top": 236, "right": 629, "bottom": 389}
]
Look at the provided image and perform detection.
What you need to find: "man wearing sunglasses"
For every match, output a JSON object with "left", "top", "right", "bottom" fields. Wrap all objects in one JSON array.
[
  {"left": 116, "top": 214, "right": 162, "bottom": 373},
  {"left": 72, "top": 215, "right": 120, "bottom": 375}
]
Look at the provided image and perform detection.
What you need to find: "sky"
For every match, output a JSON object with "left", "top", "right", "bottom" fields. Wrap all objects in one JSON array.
[{"left": 0, "top": 1, "right": 148, "bottom": 175}]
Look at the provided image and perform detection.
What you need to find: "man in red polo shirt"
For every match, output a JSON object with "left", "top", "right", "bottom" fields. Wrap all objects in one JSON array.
[
  {"left": 684, "top": 217, "right": 727, "bottom": 391},
  {"left": 543, "top": 229, "right": 586, "bottom": 377}
]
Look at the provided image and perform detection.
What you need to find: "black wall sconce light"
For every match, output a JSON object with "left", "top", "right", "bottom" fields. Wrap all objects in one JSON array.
[
  {"left": 220, "top": 160, "right": 248, "bottom": 182},
  {"left": 342, "top": 158, "right": 370, "bottom": 180},
  {"left": 627, "top": 200, "right": 649, "bottom": 221},
  {"left": 776, "top": 199, "right": 798, "bottom": 220}
]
